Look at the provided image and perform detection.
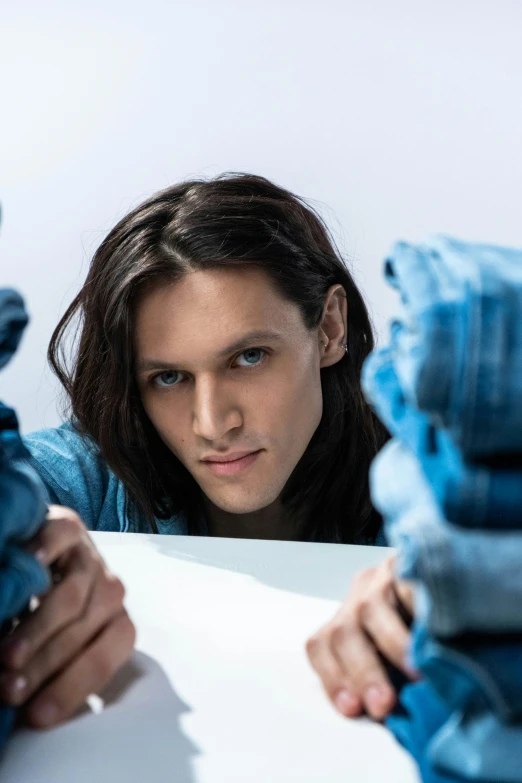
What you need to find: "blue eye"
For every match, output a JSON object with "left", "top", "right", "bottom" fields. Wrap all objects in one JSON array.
[
  {"left": 235, "top": 348, "right": 265, "bottom": 367},
  {"left": 153, "top": 370, "right": 182, "bottom": 388}
]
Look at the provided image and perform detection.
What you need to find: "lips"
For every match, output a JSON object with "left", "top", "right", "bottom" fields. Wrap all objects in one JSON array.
[
  {"left": 201, "top": 450, "right": 262, "bottom": 477},
  {"left": 201, "top": 450, "right": 259, "bottom": 464}
]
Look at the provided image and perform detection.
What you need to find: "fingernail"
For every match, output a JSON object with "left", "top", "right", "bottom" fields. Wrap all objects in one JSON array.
[
  {"left": 366, "top": 685, "right": 391, "bottom": 714},
  {"left": 34, "top": 548, "right": 49, "bottom": 566},
  {"left": 0, "top": 674, "right": 28, "bottom": 702},
  {"left": 334, "top": 689, "right": 359, "bottom": 716},
  {"left": 404, "top": 662, "right": 421, "bottom": 681},
  {"left": 0, "top": 638, "right": 30, "bottom": 667},
  {"left": 404, "top": 653, "right": 421, "bottom": 680},
  {"left": 31, "top": 699, "right": 60, "bottom": 728}
]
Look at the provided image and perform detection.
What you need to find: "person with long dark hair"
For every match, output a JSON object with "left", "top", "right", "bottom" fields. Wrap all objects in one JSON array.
[
  {"left": 3, "top": 174, "right": 416, "bottom": 731},
  {"left": 26, "top": 173, "right": 388, "bottom": 545}
]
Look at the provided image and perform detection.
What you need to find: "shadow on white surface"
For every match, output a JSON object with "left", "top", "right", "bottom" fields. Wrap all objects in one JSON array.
[
  {"left": 0, "top": 651, "right": 199, "bottom": 783},
  {"left": 148, "top": 536, "right": 388, "bottom": 601}
]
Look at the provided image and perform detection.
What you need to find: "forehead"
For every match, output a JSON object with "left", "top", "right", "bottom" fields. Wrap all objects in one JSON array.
[{"left": 134, "top": 266, "right": 306, "bottom": 358}]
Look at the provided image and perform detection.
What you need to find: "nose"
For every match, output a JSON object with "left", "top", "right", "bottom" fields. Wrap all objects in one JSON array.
[{"left": 192, "top": 374, "right": 243, "bottom": 442}]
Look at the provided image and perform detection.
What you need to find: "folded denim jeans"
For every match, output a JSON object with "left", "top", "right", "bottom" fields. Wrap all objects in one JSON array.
[
  {"left": 372, "top": 441, "right": 522, "bottom": 637},
  {"left": 412, "top": 624, "right": 522, "bottom": 724},
  {"left": 429, "top": 706, "right": 522, "bottom": 783},
  {"left": 0, "top": 407, "right": 49, "bottom": 550},
  {"left": 388, "top": 680, "right": 522, "bottom": 783},
  {"left": 382, "top": 236, "right": 522, "bottom": 458},
  {"left": 363, "top": 349, "right": 522, "bottom": 529},
  {"left": 0, "top": 288, "right": 50, "bottom": 757},
  {"left": 387, "top": 681, "right": 466, "bottom": 783},
  {"left": 0, "top": 289, "right": 28, "bottom": 371}
]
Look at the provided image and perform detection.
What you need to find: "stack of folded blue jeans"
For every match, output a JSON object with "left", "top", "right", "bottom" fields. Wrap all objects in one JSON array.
[
  {"left": 0, "top": 289, "right": 50, "bottom": 756},
  {"left": 362, "top": 236, "right": 522, "bottom": 783}
]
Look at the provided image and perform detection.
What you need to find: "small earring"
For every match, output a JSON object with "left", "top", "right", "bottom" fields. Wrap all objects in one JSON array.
[{"left": 341, "top": 342, "right": 348, "bottom": 354}]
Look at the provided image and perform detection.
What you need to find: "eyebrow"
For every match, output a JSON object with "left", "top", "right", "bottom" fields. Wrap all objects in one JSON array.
[{"left": 136, "top": 330, "right": 284, "bottom": 372}]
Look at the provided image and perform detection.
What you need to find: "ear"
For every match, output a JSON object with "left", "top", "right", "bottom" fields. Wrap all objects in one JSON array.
[{"left": 318, "top": 284, "right": 348, "bottom": 368}]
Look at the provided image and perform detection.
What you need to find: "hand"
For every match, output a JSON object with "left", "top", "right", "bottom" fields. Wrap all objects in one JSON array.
[
  {"left": 306, "top": 556, "right": 416, "bottom": 721},
  {"left": 0, "top": 505, "right": 136, "bottom": 729}
]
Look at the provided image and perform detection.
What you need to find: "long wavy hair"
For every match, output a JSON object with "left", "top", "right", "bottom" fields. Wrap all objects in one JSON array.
[{"left": 49, "top": 173, "right": 387, "bottom": 543}]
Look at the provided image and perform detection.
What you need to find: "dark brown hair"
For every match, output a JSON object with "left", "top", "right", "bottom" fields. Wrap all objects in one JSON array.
[{"left": 49, "top": 173, "right": 387, "bottom": 543}]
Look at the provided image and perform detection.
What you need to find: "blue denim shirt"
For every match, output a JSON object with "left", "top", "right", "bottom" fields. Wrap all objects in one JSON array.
[
  {"left": 23, "top": 422, "right": 387, "bottom": 545},
  {"left": 23, "top": 423, "right": 186, "bottom": 536}
]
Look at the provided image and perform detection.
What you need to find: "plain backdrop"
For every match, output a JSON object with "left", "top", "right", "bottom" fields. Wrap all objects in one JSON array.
[{"left": 1, "top": 0, "right": 521, "bottom": 432}]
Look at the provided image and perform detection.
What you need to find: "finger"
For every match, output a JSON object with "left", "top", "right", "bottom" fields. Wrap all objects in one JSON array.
[
  {"left": 395, "top": 579, "right": 415, "bottom": 617},
  {"left": 25, "top": 611, "right": 136, "bottom": 729},
  {"left": 0, "top": 543, "right": 98, "bottom": 669},
  {"left": 0, "top": 572, "right": 126, "bottom": 706},
  {"left": 25, "top": 507, "right": 87, "bottom": 567},
  {"left": 306, "top": 633, "right": 362, "bottom": 717},
  {"left": 330, "top": 619, "right": 396, "bottom": 720},
  {"left": 361, "top": 598, "right": 412, "bottom": 674}
]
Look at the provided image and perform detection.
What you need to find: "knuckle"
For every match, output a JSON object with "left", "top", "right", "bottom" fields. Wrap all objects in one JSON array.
[
  {"left": 121, "top": 614, "right": 137, "bottom": 651},
  {"left": 349, "top": 568, "right": 376, "bottom": 597},
  {"left": 380, "top": 569, "right": 395, "bottom": 590},
  {"left": 105, "top": 574, "right": 126, "bottom": 606},
  {"left": 63, "top": 508, "right": 84, "bottom": 529},
  {"left": 83, "top": 539, "right": 100, "bottom": 564},
  {"left": 323, "top": 678, "right": 341, "bottom": 699},
  {"left": 354, "top": 597, "right": 374, "bottom": 624},
  {"left": 330, "top": 621, "right": 348, "bottom": 648},
  {"left": 62, "top": 575, "right": 90, "bottom": 616},
  {"left": 355, "top": 567, "right": 375, "bottom": 584},
  {"left": 305, "top": 634, "right": 320, "bottom": 660},
  {"left": 350, "top": 571, "right": 366, "bottom": 591},
  {"left": 377, "top": 559, "right": 395, "bottom": 584},
  {"left": 48, "top": 507, "right": 84, "bottom": 534},
  {"left": 89, "top": 646, "right": 115, "bottom": 686}
]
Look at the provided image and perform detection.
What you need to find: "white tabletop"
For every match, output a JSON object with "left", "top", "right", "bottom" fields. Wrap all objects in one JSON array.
[{"left": 0, "top": 533, "right": 420, "bottom": 783}]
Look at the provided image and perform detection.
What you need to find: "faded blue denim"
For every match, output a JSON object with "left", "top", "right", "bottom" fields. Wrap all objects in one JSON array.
[
  {"left": 387, "top": 681, "right": 462, "bottom": 783},
  {"left": 408, "top": 625, "right": 522, "bottom": 782},
  {"left": 383, "top": 235, "right": 522, "bottom": 459},
  {"left": 429, "top": 706, "right": 522, "bottom": 783},
  {"left": 388, "top": 679, "right": 522, "bottom": 783},
  {"left": 367, "top": 236, "right": 522, "bottom": 782},
  {"left": 372, "top": 440, "right": 522, "bottom": 637},
  {"left": 363, "top": 349, "right": 522, "bottom": 529}
]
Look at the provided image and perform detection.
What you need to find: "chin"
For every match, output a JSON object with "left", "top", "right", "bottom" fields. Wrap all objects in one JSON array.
[{"left": 208, "top": 489, "right": 279, "bottom": 515}]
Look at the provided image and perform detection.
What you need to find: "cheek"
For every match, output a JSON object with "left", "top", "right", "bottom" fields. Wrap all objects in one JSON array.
[
  {"left": 140, "top": 392, "right": 189, "bottom": 457},
  {"left": 291, "top": 370, "right": 323, "bottom": 436},
  {"left": 261, "top": 359, "right": 323, "bottom": 445}
]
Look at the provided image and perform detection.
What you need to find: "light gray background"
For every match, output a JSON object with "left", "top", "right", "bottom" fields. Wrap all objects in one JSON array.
[{"left": 1, "top": 0, "right": 521, "bottom": 432}]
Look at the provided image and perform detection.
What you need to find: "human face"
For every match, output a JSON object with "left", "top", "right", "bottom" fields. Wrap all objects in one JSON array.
[{"left": 134, "top": 267, "right": 324, "bottom": 517}]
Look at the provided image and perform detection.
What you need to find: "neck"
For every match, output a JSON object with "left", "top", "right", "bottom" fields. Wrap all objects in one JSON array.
[{"left": 204, "top": 497, "right": 300, "bottom": 541}]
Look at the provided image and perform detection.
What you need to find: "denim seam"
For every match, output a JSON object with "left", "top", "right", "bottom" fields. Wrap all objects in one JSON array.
[{"left": 423, "top": 642, "right": 516, "bottom": 722}]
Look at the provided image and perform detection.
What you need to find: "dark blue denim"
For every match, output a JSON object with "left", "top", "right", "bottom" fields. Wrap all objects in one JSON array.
[
  {"left": 0, "top": 290, "right": 28, "bottom": 372},
  {"left": 0, "top": 289, "right": 50, "bottom": 757},
  {"left": 412, "top": 624, "right": 522, "bottom": 723},
  {"left": 363, "top": 348, "right": 522, "bottom": 529},
  {"left": 383, "top": 236, "right": 522, "bottom": 459}
]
